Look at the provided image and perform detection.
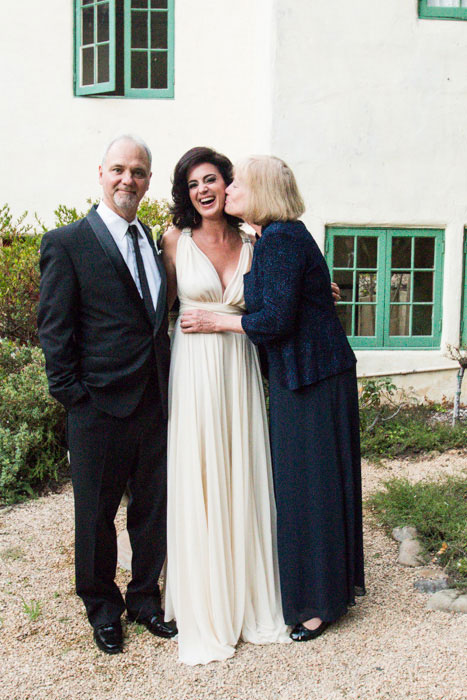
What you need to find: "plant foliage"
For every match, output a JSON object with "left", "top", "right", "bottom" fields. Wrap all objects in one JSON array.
[
  {"left": 368, "top": 475, "right": 467, "bottom": 586},
  {"left": 0, "top": 339, "right": 66, "bottom": 504}
]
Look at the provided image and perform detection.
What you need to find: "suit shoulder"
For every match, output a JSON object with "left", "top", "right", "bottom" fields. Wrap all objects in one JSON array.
[{"left": 42, "top": 216, "right": 91, "bottom": 248}]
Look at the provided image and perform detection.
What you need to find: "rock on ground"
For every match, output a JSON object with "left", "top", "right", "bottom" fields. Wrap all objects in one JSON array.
[{"left": 427, "top": 590, "right": 467, "bottom": 613}]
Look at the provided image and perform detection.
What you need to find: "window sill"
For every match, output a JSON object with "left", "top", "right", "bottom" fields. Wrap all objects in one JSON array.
[{"left": 355, "top": 349, "right": 458, "bottom": 378}]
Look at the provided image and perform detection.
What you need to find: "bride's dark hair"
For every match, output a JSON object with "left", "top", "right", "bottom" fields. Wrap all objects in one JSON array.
[{"left": 170, "top": 147, "right": 242, "bottom": 230}]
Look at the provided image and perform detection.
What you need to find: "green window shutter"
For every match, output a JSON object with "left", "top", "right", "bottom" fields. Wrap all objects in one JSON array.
[
  {"left": 419, "top": 0, "right": 467, "bottom": 20},
  {"left": 74, "top": 0, "right": 116, "bottom": 96},
  {"left": 124, "top": 0, "right": 174, "bottom": 98},
  {"left": 461, "top": 232, "right": 467, "bottom": 347},
  {"left": 326, "top": 227, "right": 444, "bottom": 350}
]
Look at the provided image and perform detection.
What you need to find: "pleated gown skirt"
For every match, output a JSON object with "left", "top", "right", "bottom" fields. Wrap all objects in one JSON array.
[{"left": 268, "top": 365, "right": 365, "bottom": 625}]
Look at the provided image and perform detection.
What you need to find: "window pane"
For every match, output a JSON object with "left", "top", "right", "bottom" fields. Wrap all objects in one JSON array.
[
  {"left": 390, "top": 305, "right": 410, "bottom": 336},
  {"left": 414, "top": 237, "right": 435, "bottom": 268},
  {"left": 355, "top": 305, "right": 376, "bottom": 336},
  {"left": 412, "top": 305, "right": 433, "bottom": 336},
  {"left": 151, "top": 11, "right": 168, "bottom": 49},
  {"left": 151, "top": 0, "right": 168, "bottom": 7},
  {"left": 132, "top": 51, "right": 148, "bottom": 88},
  {"left": 392, "top": 237, "right": 411, "bottom": 268},
  {"left": 132, "top": 10, "right": 148, "bottom": 48},
  {"left": 82, "top": 46, "right": 94, "bottom": 85},
  {"left": 427, "top": 1, "right": 460, "bottom": 6},
  {"left": 413, "top": 271, "right": 433, "bottom": 302},
  {"left": 337, "top": 305, "right": 352, "bottom": 335},
  {"left": 97, "top": 43, "right": 109, "bottom": 83},
  {"left": 333, "top": 237, "right": 354, "bottom": 268},
  {"left": 82, "top": 6, "right": 94, "bottom": 45},
  {"left": 357, "top": 237, "right": 377, "bottom": 268},
  {"left": 391, "top": 273, "right": 411, "bottom": 303},
  {"left": 97, "top": 2, "right": 109, "bottom": 43},
  {"left": 132, "top": 0, "right": 148, "bottom": 7},
  {"left": 333, "top": 270, "right": 354, "bottom": 302},
  {"left": 150, "top": 51, "right": 168, "bottom": 89},
  {"left": 357, "top": 273, "right": 376, "bottom": 302}
]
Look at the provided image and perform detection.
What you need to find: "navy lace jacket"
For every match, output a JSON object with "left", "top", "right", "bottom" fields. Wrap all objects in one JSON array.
[{"left": 241, "top": 220, "right": 356, "bottom": 390}]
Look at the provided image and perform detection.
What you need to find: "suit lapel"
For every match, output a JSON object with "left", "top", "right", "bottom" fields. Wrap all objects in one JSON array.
[
  {"left": 86, "top": 206, "right": 150, "bottom": 325},
  {"left": 140, "top": 221, "right": 168, "bottom": 334}
]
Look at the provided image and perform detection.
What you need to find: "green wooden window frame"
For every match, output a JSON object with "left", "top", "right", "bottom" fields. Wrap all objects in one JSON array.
[
  {"left": 419, "top": 0, "right": 467, "bottom": 20},
  {"left": 461, "top": 232, "right": 467, "bottom": 347},
  {"left": 74, "top": 0, "right": 174, "bottom": 98},
  {"left": 325, "top": 227, "right": 444, "bottom": 350}
]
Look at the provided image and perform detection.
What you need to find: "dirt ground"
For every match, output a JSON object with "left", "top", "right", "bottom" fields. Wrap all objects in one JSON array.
[{"left": 0, "top": 451, "right": 466, "bottom": 700}]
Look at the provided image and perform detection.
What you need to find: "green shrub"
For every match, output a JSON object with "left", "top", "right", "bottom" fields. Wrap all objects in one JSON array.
[
  {"left": 0, "top": 339, "right": 66, "bottom": 504},
  {"left": 137, "top": 197, "right": 172, "bottom": 239},
  {"left": 368, "top": 475, "right": 467, "bottom": 586},
  {"left": 358, "top": 377, "right": 467, "bottom": 458},
  {"left": 0, "top": 206, "right": 42, "bottom": 345},
  {"left": 49, "top": 197, "right": 172, "bottom": 238},
  {"left": 360, "top": 403, "right": 467, "bottom": 458}
]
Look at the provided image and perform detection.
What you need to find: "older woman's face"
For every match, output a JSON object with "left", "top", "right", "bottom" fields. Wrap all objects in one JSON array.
[
  {"left": 187, "top": 162, "right": 226, "bottom": 221},
  {"left": 224, "top": 174, "right": 249, "bottom": 220}
]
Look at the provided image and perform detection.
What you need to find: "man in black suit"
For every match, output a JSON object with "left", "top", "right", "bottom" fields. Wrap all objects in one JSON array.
[{"left": 38, "top": 135, "right": 176, "bottom": 654}]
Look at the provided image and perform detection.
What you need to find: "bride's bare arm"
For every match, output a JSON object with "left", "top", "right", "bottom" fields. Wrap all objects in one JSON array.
[
  {"left": 161, "top": 227, "right": 181, "bottom": 310},
  {"left": 180, "top": 309, "right": 245, "bottom": 334}
]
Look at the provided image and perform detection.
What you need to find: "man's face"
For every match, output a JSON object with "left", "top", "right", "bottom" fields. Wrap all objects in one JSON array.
[{"left": 99, "top": 139, "right": 152, "bottom": 221}]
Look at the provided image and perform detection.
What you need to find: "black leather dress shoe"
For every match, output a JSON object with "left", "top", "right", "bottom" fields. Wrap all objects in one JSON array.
[
  {"left": 290, "top": 621, "right": 330, "bottom": 642},
  {"left": 93, "top": 621, "right": 123, "bottom": 654},
  {"left": 127, "top": 611, "right": 178, "bottom": 638}
]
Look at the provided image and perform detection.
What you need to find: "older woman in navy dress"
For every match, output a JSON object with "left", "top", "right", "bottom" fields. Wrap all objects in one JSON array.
[{"left": 180, "top": 155, "right": 365, "bottom": 641}]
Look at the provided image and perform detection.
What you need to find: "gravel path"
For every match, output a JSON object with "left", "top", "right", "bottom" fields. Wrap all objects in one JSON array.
[{"left": 1, "top": 451, "right": 466, "bottom": 700}]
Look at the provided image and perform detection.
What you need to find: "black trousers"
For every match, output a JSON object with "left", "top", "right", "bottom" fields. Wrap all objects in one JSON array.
[{"left": 67, "top": 373, "right": 167, "bottom": 628}]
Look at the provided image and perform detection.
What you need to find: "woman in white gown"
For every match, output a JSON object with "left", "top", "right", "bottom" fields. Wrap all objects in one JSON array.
[{"left": 162, "top": 147, "right": 289, "bottom": 665}]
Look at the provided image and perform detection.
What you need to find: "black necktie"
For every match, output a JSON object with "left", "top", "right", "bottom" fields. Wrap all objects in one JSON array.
[{"left": 127, "top": 225, "right": 156, "bottom": 326}]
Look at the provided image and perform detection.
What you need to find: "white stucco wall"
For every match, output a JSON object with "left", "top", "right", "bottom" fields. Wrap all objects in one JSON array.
[{"left": 270, "top": 0, "right": 467, "bottom": 399}]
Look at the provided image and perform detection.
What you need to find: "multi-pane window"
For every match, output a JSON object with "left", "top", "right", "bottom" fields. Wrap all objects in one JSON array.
[
  {"left": 74, "top": 0, "right": 174, "bottom": 98},
  {"left": 419, "top": 0, "right": 467, "bottom": 20},
  {"left": 325, "top": 228, "right": 444, "bottom": 349}
]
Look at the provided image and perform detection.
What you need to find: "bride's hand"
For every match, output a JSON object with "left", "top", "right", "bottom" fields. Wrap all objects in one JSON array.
[{"left": 180, "top": 309, "right": 218, "bottom": 333}]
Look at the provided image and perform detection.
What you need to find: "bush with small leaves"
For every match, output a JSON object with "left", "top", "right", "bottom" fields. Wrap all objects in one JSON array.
[
  {"left": 0, "top": 339, "right": 66, "bottom": 504},
  {"left": 0, "top": 207, "right": 42, "bottom": 345}
]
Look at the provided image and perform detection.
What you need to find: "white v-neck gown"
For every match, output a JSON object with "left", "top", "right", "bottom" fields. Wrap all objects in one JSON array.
[{"left": 164, "top": 229, "right": 289, "bottom": 665}]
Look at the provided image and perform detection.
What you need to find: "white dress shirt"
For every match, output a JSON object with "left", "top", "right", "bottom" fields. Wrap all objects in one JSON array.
[{"left": 96, "top": 201, "right": 162, "bottom": 309}]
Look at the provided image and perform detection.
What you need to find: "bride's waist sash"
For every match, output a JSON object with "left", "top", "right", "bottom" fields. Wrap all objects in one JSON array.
[{"left": 179, "top": 300, "right": 245, "bottom": 316}]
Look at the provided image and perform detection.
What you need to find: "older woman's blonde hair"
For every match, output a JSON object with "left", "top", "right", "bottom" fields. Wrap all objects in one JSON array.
[{"left": 235, "top": 155, "right": 305, "bottom": 226}]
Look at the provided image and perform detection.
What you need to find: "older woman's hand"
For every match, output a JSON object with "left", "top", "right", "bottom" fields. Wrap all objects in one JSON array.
[
  {"left": 331, "top": 282, "right": 341, "bottom": 304},
  {"left": 180, "top": 309, "right": 219, "bottom": 333}
]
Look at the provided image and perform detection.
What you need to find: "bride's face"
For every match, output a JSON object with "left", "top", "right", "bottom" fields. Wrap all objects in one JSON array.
[
  {"left": 187, "top": 162, "right": 226, "bottom": 221},
  {"left": 224, "top": 175, "right": 249, "bottom": 220}
]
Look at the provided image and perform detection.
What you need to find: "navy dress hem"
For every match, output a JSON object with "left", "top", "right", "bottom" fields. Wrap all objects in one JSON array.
[{"left": 268, "top": 365, "right": 365, "bottom": 625}]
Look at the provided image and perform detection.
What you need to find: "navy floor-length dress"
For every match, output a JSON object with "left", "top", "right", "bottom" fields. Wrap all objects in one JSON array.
[{"left": 242, "top": 220, "right": 365, "bottom": 625}]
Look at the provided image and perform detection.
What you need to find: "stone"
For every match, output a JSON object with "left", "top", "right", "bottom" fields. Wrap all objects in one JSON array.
[
  {"left": 417, "top": 566, "right": 447, "bottom": 579},
  {"left": 414, "top": 577, "right": 450, "bottom": 594},
  {"left": 451, "top": 594, "right": 467, "bottom": 613},
  {"left": 117, "top": 529, "right": 132, "bottom": 571},
  {"left": 392, "top": 526, "right": 418, "bottom": 542},
  {"left": 397, "top": 538, "right": 424, "bottom": 567},
  {"left": 427, "top": 589, "right": 467, "bottom": 613}
]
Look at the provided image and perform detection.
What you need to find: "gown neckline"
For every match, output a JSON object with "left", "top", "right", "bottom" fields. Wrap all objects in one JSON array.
[{"left": 184, "top": 230, "right": 250, "bottom": 299}]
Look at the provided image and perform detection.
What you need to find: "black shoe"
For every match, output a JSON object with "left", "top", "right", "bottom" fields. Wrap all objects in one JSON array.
[
  {"left": 93, "top": 621, "right": 123, "bottom": 654},
  {"left": 290, "top": 620, "right": 330, "bottom": 642},
  {"left": 127, "top": 611, "right": 178, "bottom": 638}
]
